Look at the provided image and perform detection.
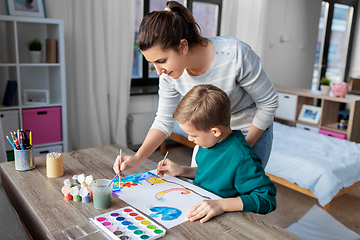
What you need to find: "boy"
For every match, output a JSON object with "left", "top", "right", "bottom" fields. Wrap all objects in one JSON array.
[{"left": 156, "top": 84, "right": 276, "bottom": 223}]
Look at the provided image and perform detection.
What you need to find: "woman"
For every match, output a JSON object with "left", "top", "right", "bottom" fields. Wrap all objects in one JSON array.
[{"left": 113, "top": 1, "right": 278, "bottom": 175}]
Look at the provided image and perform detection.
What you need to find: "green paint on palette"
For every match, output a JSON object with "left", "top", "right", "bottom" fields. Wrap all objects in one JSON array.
[
  {"left": 133, "top": 230, "right": 144, "bottom": 235},
  {"left": 147, "top": 225, "right": 156, "bottom": 229},
  {"left": 154, "top": 229, "right": 163, "bottom": 234},
  {"left": 140, "top": 235, "right": 150, "bottom": 239}
]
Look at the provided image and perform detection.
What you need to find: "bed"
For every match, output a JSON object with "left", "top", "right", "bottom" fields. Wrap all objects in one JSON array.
[
  {"left": 265, "top": 122, "right": 360, "bottom": 211},
  {"left": 160, "top": 122, "right": 360, "bottom": 212}
]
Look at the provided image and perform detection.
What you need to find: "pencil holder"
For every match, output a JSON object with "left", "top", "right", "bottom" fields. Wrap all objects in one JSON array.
[{"left": 14, "top": 148, "right": 35, "bottom": 171}]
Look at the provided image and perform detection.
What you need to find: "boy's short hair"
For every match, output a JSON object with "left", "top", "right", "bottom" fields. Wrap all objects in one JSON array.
[{"left": 173, "top": 84, "right": 231, "bottom": 132}]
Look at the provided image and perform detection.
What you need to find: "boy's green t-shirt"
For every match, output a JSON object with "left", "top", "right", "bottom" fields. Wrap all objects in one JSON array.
[{"left": 193, "top": 130, "right": 276, "bottom": 214}]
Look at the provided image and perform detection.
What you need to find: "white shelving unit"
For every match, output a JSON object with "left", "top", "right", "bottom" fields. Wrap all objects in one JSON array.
[
  {"left": 0, "top": 15, "right": 67, "bottom": 155},
  {"left": 275, "top": 85, "right": 360, "bottom": 143}
]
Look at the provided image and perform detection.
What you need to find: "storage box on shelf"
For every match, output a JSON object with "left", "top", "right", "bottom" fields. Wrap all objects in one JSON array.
[
  {"left": 22, "top": 107, "right": 62, "bottom": 145},
  {"left": 274, "top": 85, "right": 360, "bottom": 143},
  {"left": 0, "top": 15, "right": 67, "bottom": 153}
]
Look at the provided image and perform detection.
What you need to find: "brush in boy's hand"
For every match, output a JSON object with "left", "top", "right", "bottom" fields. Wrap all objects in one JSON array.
[{"left": 152, "top": 151, "right": 168, "bottom": 185}]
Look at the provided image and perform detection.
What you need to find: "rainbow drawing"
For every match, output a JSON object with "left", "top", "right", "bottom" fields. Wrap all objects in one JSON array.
[{"left": 155, "top": 188, "right": 190, "bottom": 200}]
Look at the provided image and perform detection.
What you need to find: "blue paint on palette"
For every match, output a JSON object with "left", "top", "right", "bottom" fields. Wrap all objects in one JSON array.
[{"left": 148, "top": 206, "right": 182, "bottom": 221}]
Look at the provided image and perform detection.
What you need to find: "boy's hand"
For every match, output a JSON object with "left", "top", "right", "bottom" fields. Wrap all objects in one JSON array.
[
  {"left": 157, "top": 158, "right": 183, "bottom": 177},
  {"left": 187, "top": 200, "right": 225, "bottom": 223}
]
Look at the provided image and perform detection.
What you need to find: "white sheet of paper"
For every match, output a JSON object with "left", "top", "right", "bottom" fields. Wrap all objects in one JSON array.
[{"left": 112, "top": 170, "right": 221, "bottom": 229}]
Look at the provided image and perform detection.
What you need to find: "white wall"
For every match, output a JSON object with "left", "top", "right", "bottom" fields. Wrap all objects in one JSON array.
[{"left": 262, "top": 0, "right": 322, "bottom": 88}]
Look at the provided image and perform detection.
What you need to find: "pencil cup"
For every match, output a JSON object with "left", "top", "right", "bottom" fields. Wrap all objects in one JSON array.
[{"left": 14, "top": 148, "right": 35, "bottom": 171}]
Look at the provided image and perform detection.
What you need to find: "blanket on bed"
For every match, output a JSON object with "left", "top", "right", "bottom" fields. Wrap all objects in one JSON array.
[{"left": 265, "top": 122, "right": 360, "bottom": 206}]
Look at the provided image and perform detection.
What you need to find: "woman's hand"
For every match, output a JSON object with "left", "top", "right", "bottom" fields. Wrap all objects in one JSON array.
[
  {"left": 186, "top": 200, "right": 225, "bottom": 223},
  {"left": 113, "top": 154, "right": 143, "bottom": 178},
  {"left": 157, "top": 158, "right": 183, "bottom": 177}
]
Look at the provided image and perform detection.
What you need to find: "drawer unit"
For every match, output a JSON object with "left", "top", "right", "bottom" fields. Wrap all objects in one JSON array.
[
  {"left": 296, "top": 123, "right": 319, "bottom": 133},
  {"left": 33, "top": 144, "right": 63, "bottom": 157},
  {"left": 319, "top": 129, "right": 346, "bottom": 139},
  {"left": 0, "top": 110, "right": 20, "bottom": 151},
  {"left": 275, "top": 92, "right": 298, "bottom": 120},
  {"left": 22, "top": 107, "right": 62, "bottom": 145}
]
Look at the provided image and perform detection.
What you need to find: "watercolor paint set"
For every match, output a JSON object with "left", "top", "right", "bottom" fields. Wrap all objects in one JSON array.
[{"left": 93, "top": 206, "right": 166, "bottom": 240}]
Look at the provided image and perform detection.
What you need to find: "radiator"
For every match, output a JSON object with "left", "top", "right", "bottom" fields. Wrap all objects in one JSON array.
[{"left": 127, "top": 113, "right": 155, "bottom": 147}]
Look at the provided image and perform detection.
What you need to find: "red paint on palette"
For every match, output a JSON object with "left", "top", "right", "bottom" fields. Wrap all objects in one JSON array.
[
  {"left": 96, "top": 217, "right": 106, "bottom": 222},
  {"left": 124, "top": 208, "right": 132, "bottom": 213},
  {"left": 129, "top": 212, "right": 138, "bottom": 217}
]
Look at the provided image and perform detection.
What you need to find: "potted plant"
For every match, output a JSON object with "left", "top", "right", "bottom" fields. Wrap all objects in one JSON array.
[
  {"left": 320, "top": 76, "right": 331, "bottom": 95},
  {"left": 27, "top": 38, "right": 43, "bottom": 63}
]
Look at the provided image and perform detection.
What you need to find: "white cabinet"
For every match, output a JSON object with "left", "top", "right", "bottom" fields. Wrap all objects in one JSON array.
[
  {"left": 127, "top": 95, "right": 158, "bottom": 147},
  {"left": 275, "top": 92, "right": 298, "bottom": 120},
  {"left": 0, "top": 16, "right": 67, "bottom": 153}
]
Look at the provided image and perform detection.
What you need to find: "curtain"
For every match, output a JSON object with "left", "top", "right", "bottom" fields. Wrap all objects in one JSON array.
[
  {"left": 220, "top": 0, "right": 268, "bottom": 60},
  {"left": 45, "top": 0, "right": 135, "bottom": 150}
]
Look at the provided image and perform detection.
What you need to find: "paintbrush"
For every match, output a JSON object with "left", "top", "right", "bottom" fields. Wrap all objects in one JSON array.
[
  {"left": 105, "top": 149, "right": 122, "bottom": 191},
  {"left": 152, "top": 151, "right": 168, "bottom": 185},
  {"left": 105, "top": 172, "right": 119, "bottom": 191}
]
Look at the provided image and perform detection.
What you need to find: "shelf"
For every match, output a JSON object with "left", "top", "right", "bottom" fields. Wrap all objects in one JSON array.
[
  {"left": 275, "top": 84, "right": 360, "bottom": 143},
  {"left": 33, "top": 141, "right": 64, "bottom": 148},
  {"left": 21, "top": 103, "right": 62, "bottom": 109},
  {"left": 295, "top": 120, "right": 319, "bottom": 128},
  {"left": 0, "top": 17, "right": 68, "bottom": 152},
  {"left": 320, "top": 123, "right": 348, "bottom": 134},
  {"left": 0, "top": 64, "right": 17, "bottom": 67},
  {"left": 0, "top": 105, "right": 20, "bottom": 111},
  {"left": 19, "top": 63, "right": 61, "bottom": 67}
]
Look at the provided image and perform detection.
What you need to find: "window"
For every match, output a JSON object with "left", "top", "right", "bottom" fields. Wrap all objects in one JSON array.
[
  {"left": 131, "top": 0, "right": 222, "bottom": 95},
  {"left": 312, "top": 0, "right": 357, "bottom": 90}
]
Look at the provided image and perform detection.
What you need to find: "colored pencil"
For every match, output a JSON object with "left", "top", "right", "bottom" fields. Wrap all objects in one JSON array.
[
  {"left": 19, "top": 134, "right": 24, "bottom": 150},
  {"left": 29, "top": 131, "right": 32, "bottom": 146},
  {"left": 5, "top": 135, "right": 16, "bottom": 149},
  {"left": 152, "top": 151, "right": 168, "bottom": 185},
  {"left": 10, "top": 132, "right": 20, "bottom": 149}
]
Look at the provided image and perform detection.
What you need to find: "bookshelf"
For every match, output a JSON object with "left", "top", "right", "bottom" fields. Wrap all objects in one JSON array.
[
  {"left": 275, "top": 85, "right": 360, "bottom": 143},
  {"left": 0, "top": 15, "right": 67, "bottom": 156}
]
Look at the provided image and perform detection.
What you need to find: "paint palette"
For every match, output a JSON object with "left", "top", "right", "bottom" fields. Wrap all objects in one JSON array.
[{"left": 94, "top": 206, "right": 166, "bottom": 240}]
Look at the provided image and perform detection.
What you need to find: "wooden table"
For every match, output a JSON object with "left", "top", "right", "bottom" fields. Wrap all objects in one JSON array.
[{"left": 0, "top": 145, "right": 300, "bottom": 239}]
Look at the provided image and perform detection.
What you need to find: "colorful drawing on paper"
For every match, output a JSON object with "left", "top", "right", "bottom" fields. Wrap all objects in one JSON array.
[
  {"left": 155, "top": 188, "right": 190, "bottom": 201},
  {"left": 111, "top": 170, "right": 221, "bottom": 229},
  {"left": 148, "top": 206, "right": 182, "bottom": 221}
]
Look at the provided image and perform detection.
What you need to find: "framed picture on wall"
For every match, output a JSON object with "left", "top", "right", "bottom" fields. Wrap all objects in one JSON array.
[
  {"left": 298, "top": 104, "right": 322, "bottom": 124},
  {"left": 6, "top": 0, "right": 46, "bottom": 18}
]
